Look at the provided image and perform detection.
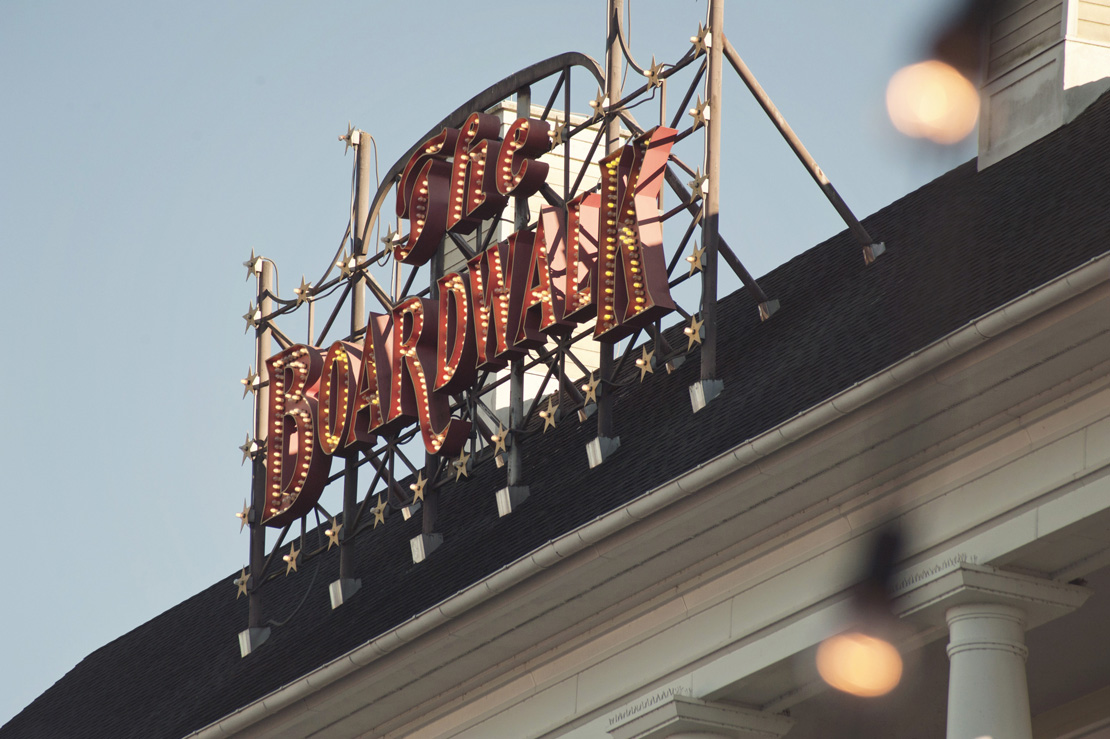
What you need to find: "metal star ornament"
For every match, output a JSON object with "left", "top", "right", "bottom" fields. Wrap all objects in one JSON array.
[
  {"left": 541, "top": 397, "right": 559, "bottom": 432},
  {"left": 689, "top": 96, "right": 709, "bottom": 129},
  {"left": 372, "top": 496, "right": 387, "bottom": 528},
  {"left": 234, "top": 568, "right": 249, "bottom": 599},
  {"left": 336, "top": 248, "right": 356, "bottom": 278},
  {"left": 381, "top": 225, "right": 402, "bottom": 252},
  {"left": 687, "top": 169, "right": 708, "bottom": 203},
  {"left": 325, "top": 517, "right": 342, "bottom": 550},
  {"left": 294, "top": 276, "right": 313, "bottom": 306},
  {"left": 551, "top": 122, "right": 567, "bottom": 147},
  {"left": 687, "top": 242, "right": 705, "bottom": 277},
  {"left": 637, "top": 345, "right": 656, "bottom": 381},
  {"left": 588, "top": 89, "right": 609, "bottom": 118},
  {"left": 243, "top": 302, "right": 261, "bottom": 333},
  {"left": 582, "top": 373, "right": 601, "bottom": 404},
  {"left": 685, "top": 315, "right": 705, "bottom": 352},
  {"left": 691, "top": 23, "right": 709, "bottom": 55},
  {"left": 236, "top": 499, "right": 251, "bottom": 532},
  {"left": 340, "top": 121, "right": 357, "bottom": 155},
  {"left": 243, "top": 249, "right": 262, "bottom": 281},
  {"left": 454, "top": 449, "right": 470, "bottom": 482},
  {"left": 645, "top": 56, "right": 666, "bottom": 89},
  {"left": 241, "top": 367, "right": 259, "bottom": 399},
  {"left": 410, "top": 472, "right": 426, "bottom": 503},
  {"left": 492, "top": 423, "right": 508, "bottom": 455},
  {"left": 239, "top": 434, "right": 260, "bottom": 466},
  {"left": 283, "top": 543, "right": 300, "bottom": 575}
]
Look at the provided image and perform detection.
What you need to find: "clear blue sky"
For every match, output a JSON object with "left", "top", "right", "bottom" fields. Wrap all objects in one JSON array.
[{"left": 0, "top": 0, "right": 970, "bottom": 726}]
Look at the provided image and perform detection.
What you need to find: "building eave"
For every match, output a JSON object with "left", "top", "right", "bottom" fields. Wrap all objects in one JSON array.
[{"left": 189, "top": 252, "right": 1110, "bottom": 738}]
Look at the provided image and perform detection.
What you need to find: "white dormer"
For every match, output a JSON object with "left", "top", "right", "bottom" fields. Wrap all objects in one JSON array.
[{"left": 979, "top": 0, "right": 1110, "bottom": 167}]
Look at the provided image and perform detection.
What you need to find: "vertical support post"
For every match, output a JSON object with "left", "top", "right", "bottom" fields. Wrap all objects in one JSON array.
[
  {"left": 946, "top": 604, "right": 1033, "bottom": 739},
  {"left": 242, "top": 260, "right": 273, "bottom": 655},
  {"left": 498, "top": 86, "right": 532, "bottom": 517},
  {"left": 588, "top": 0, "right": 623, "bottom": 468},
  {"left": 690, "top": 0, "right": 725, "bottom": 412},
  {"left": 332, "top": 129, "right": 370, "bottom": 607},
  {"left": 703, "top": 0, "right": 723, "bottom": 380},
  {"left": 509, "top": 86, "right": 530, "bottom": 488}
]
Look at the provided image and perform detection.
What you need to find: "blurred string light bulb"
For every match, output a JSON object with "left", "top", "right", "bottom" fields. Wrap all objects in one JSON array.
[
  {"left": 816, "top": 632, "right": 903, "bottom": 697},
  {"left": 817, "top": 527, "right": 905, "bottom": 698},
  {"left": 886, "top": 60, "right": 980, "bottom": 144}
]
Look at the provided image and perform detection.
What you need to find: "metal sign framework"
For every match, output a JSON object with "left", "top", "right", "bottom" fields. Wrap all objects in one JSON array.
[{"left": 235, "top": 0, "right": 882, "bottom": 651}]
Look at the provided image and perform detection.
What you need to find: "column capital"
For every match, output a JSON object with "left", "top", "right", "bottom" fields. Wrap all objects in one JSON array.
[
  {"left": 892, "top": 562, "right": 1089, "bottom": 631},
  {"left": 608, "top": 694, "right": 793, "bottom": 739}
]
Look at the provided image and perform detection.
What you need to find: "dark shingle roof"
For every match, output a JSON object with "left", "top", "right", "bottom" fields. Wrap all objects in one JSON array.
[{"left": 6, "top": 91, "right": 1110, "bottom": 739}]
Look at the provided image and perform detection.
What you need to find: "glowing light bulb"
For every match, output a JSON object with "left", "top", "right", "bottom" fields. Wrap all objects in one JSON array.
[
  {"left": 886, "top": 60, "right": 979, "bottom": 144},
  {"left": 816, "top": 632, "right": 903, "bottom": 697}
]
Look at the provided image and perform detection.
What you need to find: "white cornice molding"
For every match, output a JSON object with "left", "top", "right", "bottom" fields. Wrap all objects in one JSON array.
[
  {"left": 894, "top": 562, "right": 1091, "bottom": 630},
  {"left": 608, "top": 695, "right": 793, "bottom": 739}
]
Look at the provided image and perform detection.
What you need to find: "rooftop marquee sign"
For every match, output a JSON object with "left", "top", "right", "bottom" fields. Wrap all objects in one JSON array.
[{"left": 261, "top": 114, "right": 677, "bottom": 526}]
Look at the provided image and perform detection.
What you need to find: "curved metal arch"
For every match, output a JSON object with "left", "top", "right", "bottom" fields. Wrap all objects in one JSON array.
[{"left": 337, "top": 52, "right": 607, "bottom": 294}]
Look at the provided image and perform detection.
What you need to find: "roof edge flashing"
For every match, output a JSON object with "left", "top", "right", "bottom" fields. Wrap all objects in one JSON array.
[{"left": 185, "top": 251, "right": 1110, "bottom": 739}]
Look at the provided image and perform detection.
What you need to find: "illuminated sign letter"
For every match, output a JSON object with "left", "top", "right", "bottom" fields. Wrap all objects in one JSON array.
[
  {"left": 514, "top": 229, "right": 558, "bottom": 347},
  {"left": 541, "top": 194, "right": 601, "bottom": 328},
  {"left": 263, "top": 344, "right": 330, "bottom": 527},
  {"left": 396, "top": 128, "right": 460, "bottom": 266},
  {"left": 495, "top": 118, "right": 551, "bottom": 197},
  {"left": 467, "top": 239, "right": 525, "bottom": 370},
  {"left": 391, "top": 297, "right": 471, "bottom": 456},
  {"left": 316, "top": 341, "right": 359, "bottom": 456},
  {"left": 595, "top": 126, "right": 677, "bottom": 342},
  {"left": 345, "top": 314, "right": 396, "bottom": 450},
  {"left": 447, "top": 113, "right": 505, "bottom": 233},
  {"left": 435, "top": 271, "right": 477, "bottom": 393}
]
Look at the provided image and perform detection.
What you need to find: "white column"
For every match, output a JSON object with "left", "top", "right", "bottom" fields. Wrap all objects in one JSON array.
[
  {"left": 945, "top": 603, "right": 1032, "bottom": 739},
  {"left": 895, "top": 564, "right": 1090, "bottom": 739}
]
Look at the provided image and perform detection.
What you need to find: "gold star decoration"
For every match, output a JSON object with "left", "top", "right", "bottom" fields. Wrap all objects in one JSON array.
[
  {"left": 340, "top": 121, "right": 356, "bottom": 155},
  {"left": 372, "top": 496, "right": 387, "bottom": 528},
  {"left": 241, "top": 366, "right": 259, "bottom": 399},
  {"left": 645, "top": 56, "right": 666, "bottom": 89},
  {"left": 685, "top": 315, "right": 705, "bottom": 352},
  {"left": 691, "top": 22, "right": 709, "bottom": 55},
  {"left": 687, "top": 169, "right": 708, "bottom": 203},
  {"left": 325, "top": 517, "right": 342, "bottom": 550},
  {"left": 294, "top": 275, "right": 313, "bottom": 306},
  {"left": 637, "top": 345, "right": 656, "bottom": 382},
  {"left": 688, "top": 96, "right": 709, "bottom": 130},
  {"left": 454, "top": 449, "right": 470, "bottom": 482},
  {"left": 243, "top": 302, "right": 260, "bottom": 334},
  {"left": 410, "top": 471, "right": 426, "bottom": 503},
  {"left": 381, "top": 225, "right": 402, "bottom": 252},
  {"left": 234, "top": 568, "right": 249, "bottom": 599},
  {"left": 336, "top": 248, "right": 356, "bottom": 278},
  {"left": 239, "top": 434, "right": 259, "bottom": 466},
  {"left": 540, "top": 397, "right": 559, "bottom": 432},
  {"left": 550, "top": 122, "right": 567, "bottom": 147},
  {"left": 588, "top": 88, "right": 608, "bottom": 118},
  {"left": 243, "top": 248, "right": 262, "bottom": 281},
  {"left": 283, "top": 543, "right": 300, "bottom": 575},
  {"left": 687, "top": 242, "right": 705, "bottom": 277},
  {"left": 491, "top": 423, "right": 508, "bottom": 455},
  {"left": 582, "top": 373, "right": 600, "bottom": 405},
  {"left": 236, "top": 499, "right": 250, "bottom": 533}
]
